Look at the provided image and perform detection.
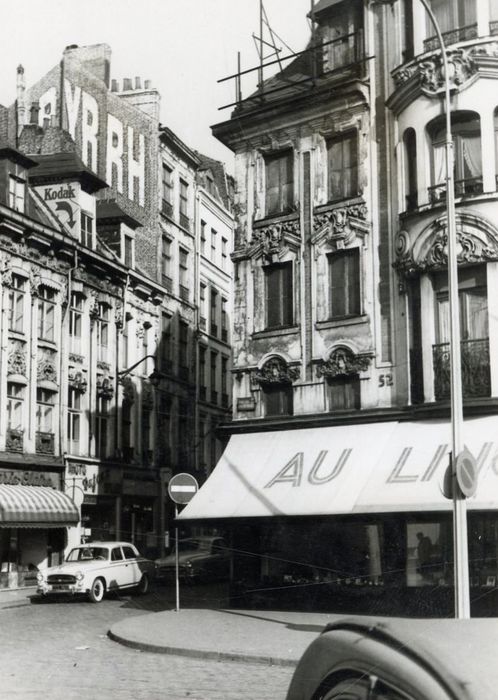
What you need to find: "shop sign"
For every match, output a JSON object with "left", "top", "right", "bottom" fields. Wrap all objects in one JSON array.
[
  {"left": 34, "top": 181, "right": 80, "bottom": 240},
  {"left": 0, "top": 469, "right": 58, "bottom": 489},
  {"left": 66, "top": 463, "right": 107, "bottom": 495}
]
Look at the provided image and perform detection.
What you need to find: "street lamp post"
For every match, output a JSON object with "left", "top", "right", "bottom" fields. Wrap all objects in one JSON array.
[{"left": 376, "top": 0, "right": 470, "bottom": 617}]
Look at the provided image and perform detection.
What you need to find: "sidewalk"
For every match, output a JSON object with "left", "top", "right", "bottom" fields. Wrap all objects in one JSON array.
[{"left": 108, "top": 607, "right": 342, "bottom": 666}]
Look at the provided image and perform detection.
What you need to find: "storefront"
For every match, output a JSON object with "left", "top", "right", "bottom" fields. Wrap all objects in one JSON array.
[
  {"left": 178, "top": 417, "right": 498, "bottom": 616},
  {"left": 0, "top": 469, "right": 79, "bottom": 588},
  {"left": 121, "top": 477, "right": 159, "bottom": 558}
]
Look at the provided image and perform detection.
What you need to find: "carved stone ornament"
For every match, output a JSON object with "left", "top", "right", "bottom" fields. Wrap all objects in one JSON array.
[
  {"left": 0, "top": 258, "right": 13, "bottom": 288},
  {"left": 253, "top": 356, "right": 300, "bottom": 386},
  {"left": 115, "top": 299, "right": 124, "bottom": 330},
  {"left": 316, "top": 347, "right": 371, "bottom": 379},
  {"left": 68, "top": 368, "right": 88, "bottom": 393},
  {"left": 37, "top": 359, "right": 58, "bottom": 384},
  {"left": 395, "top": 213, "right": 498, "bottom": 275},
  {"left": 29, "top": 265, "right": 42, "bottom": 297},
  {"left": 88, "top": 290, "right": 100, "bottom": 319},
  {"left": 252, "top": 218, "right": 301, "bottom": 261},
  {"left": 68, "top": 352, "right": 84, "bottom": 365},
  {"left": 120, "top": 375, "right": 135, "bottom": 405},
  {"left": 392, "top": 48, "right": 476, "bottom": 95},
  {"left": 96, "top": 376, "right": 114, "bottom": 400},
  {"left": 8, "top": 346, "right": 27, "bottom": 377},
  {"left": 313, "top": 203, "right": 368, "bottom": 249}
]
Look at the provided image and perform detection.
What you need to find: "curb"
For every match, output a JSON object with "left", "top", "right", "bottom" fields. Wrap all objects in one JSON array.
[{"left": 107, "top": 629, "right": 296, "bottom": 667}]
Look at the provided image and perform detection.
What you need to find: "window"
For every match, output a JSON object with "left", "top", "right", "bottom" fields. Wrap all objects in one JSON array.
[
  {"left": 200, "top": 220, "right": 206, "bottom": 255},
  {"left": 161, "top": 236, "right": 172, "bottom": 291},
  {"left": 36, "top": 388, "right": 55, "bottom": 433},
  {"left": 67, "top": 387, "right": 81, "bottom": 455},
  {"left": 162, "top": 164, "right": 173, "bottom": 213},
  {"left": 179, "top": 248, "right": 189, "bottom": 300},
  {"left": 124, "top": 235, "right": 133, "bottom": 267},
  {"left": 221, "top": 297, "right": 228, "bottom": 341},
  {"left": 95, "top": 393, "right": 109, "bottom": 458},
  {"left": 265, "top": 262, "right": 293, "bottom": 328},
  {"left": 96, "top": 303, "right": 109, "bottom": 361},
  {"left": 265, "top": 150, "right": 294, "bottom": 216},
  {"left": 111, "top": 547, "right": 123, "bottom": 561},
  {"left": 329, "top": 249, "right": 361, "bottom": 318},
  {"left": 179, "top": 179, "right": 189, "bottom": 228},
  {"left": 122, "top": 318, "right": 129, "bottom": 369},
  {"left": 322, "top": 1, "right": 362, "bottom": 71},
  {"left": 160, "top": 313, "right": 172, "bottom": 371},
  {"left": 8, "top": 275, "right": 26, "bottom": 333},
  {"left": 427, "top": 0, "right": 476, "bottom": 36},
  {"left": 122, "top": 546, "right": 137, "bottom": 560},
  {"left": 211, "top": 228, "right": 217, "bottom": 259},
  {"left": 7, "top": 383, "right": 24, "bottom": 430},
  {"left": 221, "top": 237, "right": 228, "bottom": 269},
  {"left": 9, "top": 176, "right": 25, "bottom": 212},
  {"left": 37, "top": 287, "right": 56, "bottom": 341},
  {"left": 430, "top": 112, "right": 482, "bottom": 198},
  {"left": 403, "top": 128, "right": 418, "bottom": 210},
  {"left": 199, "top": 346, "right": 206, "bottom": 400},
  {"left": 81, "top": 212, "right": 93, "bottom": 248},
  {"left": 210, "top": 351, "right": 218, "bottom": 403},
  {"left": 221, "top": 356, "right": 228, "bottom": 406},
  {"left": 264, "top": 385, "right": 293, "bottom": 417},
  {"left": 69, "top": 292, "right": 83, "bottom": 352},
  {"left": 435, "top": 267, "right": 488, "bottom": 343},
  {"left": 210, "top": 288, "right": 218, "bottom": 336},
  {"left": 327, "top": 376, "right": 360, "bottom": 411},
  {"left": 179, "top": 321, "right": 188, "bottom": 376},
  {"left": 327, "top": 132, "right": 358, "bottom": 202},
  {"left": 200, "top": 283, "right": 207, "bottom": 329}
]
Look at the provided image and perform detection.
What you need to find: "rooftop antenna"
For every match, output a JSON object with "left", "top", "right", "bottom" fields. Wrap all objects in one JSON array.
[{"left": 253, "top": 0, "right": 294, "bottom": 92}]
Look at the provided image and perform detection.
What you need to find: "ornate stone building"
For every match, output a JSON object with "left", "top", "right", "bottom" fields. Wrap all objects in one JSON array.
[{"left": 180, "top": 0, "right": 498, "bottom": 617}]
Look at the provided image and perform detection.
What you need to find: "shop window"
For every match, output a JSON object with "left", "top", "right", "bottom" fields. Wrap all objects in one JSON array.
[
  {"left": 265, "top": 262, "right": 293, "bottom": 329},
  {"left": 36, "top": 388, "right": 55, "bottom": 433},
  {"left": 161, "top": 236, "right": 172, "bottom": 291},
  {"left": 403, "top": 128, "right": 418, "bottom": 210},
  {"left": 327, "top": 132, "right": 358, "bottom": 203},
  {"left": 7, "top": 382, "right": 24, "bottom": 431},
  {"left": 81, "top": 212, "right": 94, "bottom": 248},
  {"left": 96, "top": 303, "right": 109, "bottom": 362},
  {"left": 67, "top": 387, "right": 81, "bottom": 455},
  {"left": 8, "top": 275, "right": 26, "bottom": 333},
  {"left": 405, "top": 521, "right": 452, "bottom": 587},
  {"left": 9, "top": 175, "right": 25, "bottom": 212},
  {"left": 328, "top": 249, "right": 360, "bottom": 318},
  {"left": 37, "top": 287, "right": 56, "bottom": 341},
  {"left": 429, "top": 111, "right": 482, "bottom": 200},
  {"left": 264, "top": 384, "right": 293, "bottom": 417},
  {"left": 95, "top": 394, "right": 109, "bottom": 459},
  {"left": 69, "top": 292, "right": 84, "bottom": 353},
  {"left": 327, "top": 376, "right": 360, "bottom": 411},
  {"left": 264, "top": 150, "right": 294, "bottom": 217}
]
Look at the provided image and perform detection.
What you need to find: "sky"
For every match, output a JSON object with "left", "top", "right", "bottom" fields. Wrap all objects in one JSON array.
[{"left": 1, "top": 0, "right": 312, "bottom": 170}]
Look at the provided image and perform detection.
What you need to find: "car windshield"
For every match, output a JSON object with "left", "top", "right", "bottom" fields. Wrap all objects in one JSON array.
[{"left": 66, "top": 547, "right": 109, "bottom": 562}]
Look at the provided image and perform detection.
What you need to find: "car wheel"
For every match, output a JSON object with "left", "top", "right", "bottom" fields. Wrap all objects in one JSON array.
[
  {"left": 137, "top": 574, "right": 149, "bottom": 595},
  {"left": 319, "top": 677, "right": 371, "bottom": 700},
  {"left": 88, "top": 577, "right": 106, "bottom": 603}
]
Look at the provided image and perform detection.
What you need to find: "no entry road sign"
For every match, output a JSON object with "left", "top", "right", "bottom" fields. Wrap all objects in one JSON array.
[{"left": 168, "top": 473, "right": 199, "bottom": 505}]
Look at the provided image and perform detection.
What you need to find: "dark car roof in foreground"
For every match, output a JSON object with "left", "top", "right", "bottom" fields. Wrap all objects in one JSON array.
[{"left": 321, "top": 617, "right": 498, "bottom": 699}]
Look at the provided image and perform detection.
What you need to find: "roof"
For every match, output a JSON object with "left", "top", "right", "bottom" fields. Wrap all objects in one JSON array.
[
  {"left": 0, "top": 144, "right": 38, "bottom": 169},
  {"left": 96, "top": 200, "right": 142, "bottom": 229},
  {"left": 27, "top": 152, "right": 108, "bottom": 194},
  {"left": 195, "top": 151, "right": 233, "bottom": 210},
  {"left": 311, "top": 0, "right": 346, "bottom": 16},
  {"left": 159, "top": 125, "right": 201, "bottom": 169}
]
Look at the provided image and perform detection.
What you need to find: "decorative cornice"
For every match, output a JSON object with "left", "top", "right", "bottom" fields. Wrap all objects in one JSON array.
[
  {"left": 316, "top": 347, "right": 371, "bottom": 379},
  {"left": 312, "top": 202, "right": 369, "bottom": 250},
  {"left": 68, "top": 352, "right": 84, "bottom": 365},
  {"left": 68, "top": 368, "right": 88, "bottom": 393},
  {"left": 251, "top": 217, "right": 301, "bottom": 262},
  {"left": 393, "top": 47, "right": 476, "bottom": 95},
  {"left": 252, "top": 356, "right": 300, "bottom": 386}
]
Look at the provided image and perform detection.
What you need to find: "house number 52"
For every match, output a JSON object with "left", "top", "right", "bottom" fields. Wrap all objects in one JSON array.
[{"left": 378, "top": 373, "right": 393, "bottom": 387}]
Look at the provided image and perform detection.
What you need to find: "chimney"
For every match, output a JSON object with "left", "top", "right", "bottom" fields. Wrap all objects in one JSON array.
[
  {"left": 16, "top": 65, "right": 26, "bottom": 137},
  {"left": 30, "top": 101, "right": 40, "bottom": 125},
  {"left": 111, "top": 79, "right": 119, "bottom": 92},
  {"left": 123, "top": 78, "right": 133, "bottom": 91},
  {"left": 63, "top": 44, "right": 112, "bottom": 87},
  {"left": 135, "top": 77, "right": 142, "bottom": 90},
  {"left": 144, "top": 80, "right": 151, "bottom": 89}
]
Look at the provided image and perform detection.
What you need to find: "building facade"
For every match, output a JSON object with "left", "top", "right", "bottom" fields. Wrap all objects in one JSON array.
[{"left": 180, "top": 0, "right": 498, "bottom": 617}]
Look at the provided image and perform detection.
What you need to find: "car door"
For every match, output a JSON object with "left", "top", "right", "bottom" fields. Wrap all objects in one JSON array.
[
  {"left": 107, "top": 546, "right": 128, "bottom": 590},
  {"left": 121, "top": 545, "right": 141, "bottom": 587}
]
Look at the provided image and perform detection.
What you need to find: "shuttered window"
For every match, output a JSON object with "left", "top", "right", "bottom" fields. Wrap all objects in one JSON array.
[
  {"left": 265, "top": 151, "right": 294, "bottom": 216},
  {"left": 329, "top": 249, "right": 360, "bottom": 318},
  {"left": 327, "top": 132, "right": 358, "bottom": 202},
  {"left": 265, "top": 263, "right": 293, "bottom": 329}
]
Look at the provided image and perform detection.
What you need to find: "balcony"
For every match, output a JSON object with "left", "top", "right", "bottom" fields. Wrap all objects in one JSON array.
[
  {"left": 424, "top": 24, "right": 478, "bottom": 53},
  {"left": 428, "top": 177, "right": 483, "bottom": 205},
  {"left": 179, "top": 213, "right": 190, "bottom": 231},
  {"left": 36, "top": 431, "right": 55, "bottom": 455},
  {"left": 432, "top": 338, "right": 490, "bottom": 401}
]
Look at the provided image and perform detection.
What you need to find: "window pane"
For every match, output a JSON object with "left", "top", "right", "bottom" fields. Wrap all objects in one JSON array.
[
  {"left": 329, "top": 249, "right": 360, "bottom": 317},
  {"left": 265, "top": 151, "right": 293, "bottom": 215}
]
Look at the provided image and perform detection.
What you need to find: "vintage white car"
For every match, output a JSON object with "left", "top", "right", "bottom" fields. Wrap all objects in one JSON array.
[{"left": 36, "top": 542, "right": 156, "bottom": 603}]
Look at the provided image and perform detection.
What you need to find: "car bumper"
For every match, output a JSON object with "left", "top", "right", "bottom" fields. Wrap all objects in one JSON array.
[{"left": 37, "top": 583, "right": 86, "bottom": 596}]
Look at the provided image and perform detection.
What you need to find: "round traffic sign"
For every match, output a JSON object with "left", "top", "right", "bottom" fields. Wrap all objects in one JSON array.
[
  {"left": 168, "top": 472, "right": 199, "bottom": 505},
  {"left": 455, "top": 448, "right": 478, "bottom": 498}
]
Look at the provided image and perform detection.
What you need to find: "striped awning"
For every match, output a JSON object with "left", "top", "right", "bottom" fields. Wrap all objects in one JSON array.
[{"left": 0, "top": 485, "right": 79, "bottom": 527}]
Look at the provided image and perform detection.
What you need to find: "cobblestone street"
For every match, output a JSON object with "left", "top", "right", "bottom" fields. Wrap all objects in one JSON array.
[{"left": 0, "top": 587, "right": 295, "bottom": 700}]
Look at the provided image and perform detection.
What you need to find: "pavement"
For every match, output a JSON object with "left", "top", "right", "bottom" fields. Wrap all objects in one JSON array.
[{"left": 109, "top": 607, "right": 339, "bottom": 666}]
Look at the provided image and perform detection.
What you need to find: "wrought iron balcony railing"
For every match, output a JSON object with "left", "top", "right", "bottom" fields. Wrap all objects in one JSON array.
[
  {"left": 428, "top": 176, "right": 483, "bottom": 204},
  {"left": 432, "top": 338, "right": 490, "bottom": 401},
  {"left": 424, "top": 24, "right": 478, "bottom": 53}
]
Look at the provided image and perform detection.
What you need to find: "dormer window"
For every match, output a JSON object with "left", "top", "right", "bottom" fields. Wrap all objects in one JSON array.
[
  {"left": 9, "top": 175, "right": 25, "bottom": 212},
  {"left": 320, "top": 1, "right": 363, "bottom": 74}
]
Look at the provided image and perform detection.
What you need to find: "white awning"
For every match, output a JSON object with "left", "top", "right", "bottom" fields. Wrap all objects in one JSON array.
[{"left": 178, "top": 417, "right": 498, "bottom": 520}]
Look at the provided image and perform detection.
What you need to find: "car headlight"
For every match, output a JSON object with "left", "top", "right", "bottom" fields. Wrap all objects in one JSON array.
[
  {"left": 75, "top": 571, "right": 84, "bottom": 581},
  {"left": 185, "top": 561, "right": 193, "bottom": 568},
  {"left": 36, "top": 572, "right": 44, "bottom": 583}
]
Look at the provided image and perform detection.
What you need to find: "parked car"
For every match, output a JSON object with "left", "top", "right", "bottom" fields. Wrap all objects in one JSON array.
[
  {"left": 155, "top": 536, "right": 230, "bottom": 583},
  {"left": 286, "top": 616, "right": 498, "bottom": 700},
  {"left": 36, "top": 542, "right": 156, "bottom": 603}
]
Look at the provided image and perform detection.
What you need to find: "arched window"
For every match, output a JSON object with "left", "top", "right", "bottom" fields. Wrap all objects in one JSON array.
[
  {"left": 428, "top": 111, "right": 482, "bottom": 203},
  {"left": 403, "top": 128, "right": 418, "bottom": 210}
]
